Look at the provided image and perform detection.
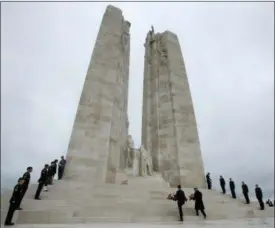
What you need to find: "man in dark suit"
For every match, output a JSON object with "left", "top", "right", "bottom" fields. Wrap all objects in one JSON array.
[
  {"left": 241, "top": 181, "right": 250, "bottom": 204},
  {"left": 174, "top": 185, "right": 187, "bottom": 221},
  {"left": 255, "top": 184, "right": 264, "bottom": 210},
  {"left": 193, "top": 188, "right": 207, "bottom": 219},
  {"left": 206, "top": 173, "right": 212, "bottom": 190}
]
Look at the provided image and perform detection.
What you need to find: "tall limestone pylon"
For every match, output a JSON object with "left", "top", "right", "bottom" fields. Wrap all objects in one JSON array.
[
  {"left": 64, "top": 5, "right": 131, "bottom": 184},
  {"left": 142, "top": 28, "right": 206, "bottom": 188}
]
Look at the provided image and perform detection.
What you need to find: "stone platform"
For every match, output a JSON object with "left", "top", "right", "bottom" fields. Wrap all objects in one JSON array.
[{"left": 1, "top": 174, "right": 274, "bottom": 225}]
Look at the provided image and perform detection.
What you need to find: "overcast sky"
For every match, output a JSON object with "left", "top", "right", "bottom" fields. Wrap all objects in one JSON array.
[{"left": 1, "top": 2, "right": 274, "bottom": 198}]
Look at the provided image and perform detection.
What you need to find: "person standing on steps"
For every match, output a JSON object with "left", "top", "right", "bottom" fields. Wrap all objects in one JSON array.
[
  {"left": 58, "top": 156, "right": 66, "bottom": 180},
  {"left": 206, "top": 173, "right": 212, "bottom": 190},
  {"left": 16, "top": 166, "right": 33, "bottom": 210},
  {"left": 241, "top": 181, "right": 250, "bottom": 204},
  {"left": 52, "top": 159, "right": 58, "bottom": 180},
  {"left": 219, "top": 175, "right": 226, "bottom": 194},
  {"left": 34, "top": 164, "right": 48, "bottom": 200},
  {"left": 255, "top": 184, "right": 265, "bottom": 210},
  {"left": 174, "top": 185, "right": 187, "bottom": 222},
  {"left": 193, "top": 188, "right": 207, "bottom": 219},
  {"left": 229, "top": 178, "right": 236, "bottom": 199},
  {"left": 4, "top": 178, "right": 25, "bottom": 226}
]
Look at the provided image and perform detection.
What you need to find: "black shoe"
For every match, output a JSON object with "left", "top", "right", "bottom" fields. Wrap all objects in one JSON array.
[
  {"left": 204, "top": 215, "right": 207, "bottom": 219},
  {"left": 16, "top": 207, "right": 22, "bottom": 210},
  {"left": 4, "top": 222, "right": 14, "bottom": 226}
]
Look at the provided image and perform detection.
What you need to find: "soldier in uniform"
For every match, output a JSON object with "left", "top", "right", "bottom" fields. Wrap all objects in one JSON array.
[
  {"left": 255, "top": 184, "right": 264, "bottom": 210},
  {"left": 241, "top": 181, "right": 250, "bottom": 204},
  {"left": 34, "top": 164, "right": 48, "bottom": 200},
  {"left": 52, "top": 159, "right": 58, "bottom": 179},
  {"left": 174, "top": 185, "right": 187, "bottom": 221},
  {"left": 58, "top": 156, "right": 66, "bottom": 180},
  {"left": 206, "top": 173, "right": 212, "bottom": 190},
  {"left": 4, "top": 177, "right": 25, "bottom": 226},
  {"left": 229, "top": 178, "right": 236, "bottom": 199},
  {"left": 219, "top": 175, "right": 226, "bottom": 194},
  {"left": 16, "top": 166, "right": 33, "bottom": 210},
  {"left": 47, "top": 161, "right": 55, "bottom": 185}
]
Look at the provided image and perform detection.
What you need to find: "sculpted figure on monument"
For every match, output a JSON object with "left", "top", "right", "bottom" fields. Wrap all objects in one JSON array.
[
  {"left": 121, "top": 20, "right": 131, "bottom": 52},
  {"left": 139, "top": 145, "right": 153, "bottom": 176},
  {"left": 126, "top": 135, "right": 134, "bottom": 168}
]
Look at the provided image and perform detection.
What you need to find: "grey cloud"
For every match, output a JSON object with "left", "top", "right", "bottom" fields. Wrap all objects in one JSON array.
[{"left": 1, "top": 3, "right": 274, "bottom": 198}]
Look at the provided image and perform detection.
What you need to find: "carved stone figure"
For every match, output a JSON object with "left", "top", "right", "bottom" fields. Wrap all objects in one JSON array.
[
  {"left": 139, "top": 145, "right": 153, "bottom": 176},
  {"left": 121, "top": 21, "right": 131, "bottom": 52},
  {"left": 126, "top": 135, "right": 134, "bottom": 168}
]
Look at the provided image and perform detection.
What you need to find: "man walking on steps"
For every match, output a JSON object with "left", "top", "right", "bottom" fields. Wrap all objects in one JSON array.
[
  {"left": 174, "top": 185, "right": 187, "bottom": 222},
  {"left": 193, "top": 188, "right": 207, "bottom": 219},
  {"left": 229, "top": 178, "right": 236, "bottom": 199},
  {"left": 255, "top": 184, "right": 264, "bottom": 210}
]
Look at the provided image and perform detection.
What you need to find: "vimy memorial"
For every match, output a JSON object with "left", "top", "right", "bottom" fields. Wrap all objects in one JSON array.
[{"left": 1, "top": 5, "right": 274, "bottom": 227}]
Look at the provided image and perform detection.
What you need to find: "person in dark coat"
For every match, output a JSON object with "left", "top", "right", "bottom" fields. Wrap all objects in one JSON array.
[
  {"left": 58, "top": 156, "right": 66, "bottom": 180},
  {"left": 266, "top": 199, "right": 274, "bottom": 207},
  {"left": 47, "top": 162, "right": 55, "bottom": 185},
  {"left": 34, "top": 164, "right": 48, "bottom": 200},
  {"left": 219, "top": 175, "right": 226, "bottom": 194},
  {"left": 174, "top": 185, "right": 187, "bottom": 221},
  {"left": 241, "top": 181, "right": 250, "bottom": 204},
  {"left": 5, "top": 178, "right": 25, "bottom": 226},
  {"left": 255, "top": 184, "right": 264, "bottom": 210},
  {"left": 193, "top": 188, "right": 207, "bottom": 219},
  {"left": 229, "top": 178, "right": 236, "bottom": 199},
  {"left": 206, "top": 173, "right": 212, "bottom": 190},
  {"left": 16, "top": 166, "right": 33, "bottom": 210}
]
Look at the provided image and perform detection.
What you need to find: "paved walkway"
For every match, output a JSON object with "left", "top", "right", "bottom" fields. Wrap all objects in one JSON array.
[{"left": 1, "top": 218, "right": 274, "bottom": 228}]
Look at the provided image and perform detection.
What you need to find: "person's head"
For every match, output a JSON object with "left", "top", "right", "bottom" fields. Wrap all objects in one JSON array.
[
  {"left": 194, "top": 188, "right": 198, "bottom": 192},
  {"left": 18, "top": 177, "right": 25, "bottom": 185},
  {"left": 229, "top": 178, "right": 232, "bottom": 181},
  {"left": 27, "top": 166, "right": 33, "bottom": 173},
  {"left": 255, "top": 184, "right": 259, "bottom": 188},
  {"left": 45, "top": 164, "right": 49, "bottom": 168},
  {"left": 177, "top": 185, "right": 181, "bottom": 189},
  {"left": 207, "top": 172, "right": 210, "bottom": 175},
  {"left": 51, "top": 161, "right": 55, "bottom": 165},
  {"left": 54, "top": 159, "right": 58, "bottom": 163},
  {"left": 242, "top": 181, "right": 245, "bottom": 185},
  {"left": 220, "top": 175, "right": 223, "bottom": 178},
  {"left": 61, "top": 156, "right": 64, "bottom": 160}
]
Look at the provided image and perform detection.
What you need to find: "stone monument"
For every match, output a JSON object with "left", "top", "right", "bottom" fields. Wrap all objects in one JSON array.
[
  {"left": 1, "top": 5, "right": 274, "bottom": 226},
  {"left": 64, "top": 5, "right": 131, "bottom": 185},
  {"left": 141, "top": 28, "right": 206, "bottom": 188}
]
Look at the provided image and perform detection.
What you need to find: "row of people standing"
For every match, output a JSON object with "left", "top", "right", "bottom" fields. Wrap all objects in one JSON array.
[
  {"left": 4, "top": 156, "right": 66, "bottom": 226},
  {"left": 206, "top": 172, "right": 268, "bottom": 210}
]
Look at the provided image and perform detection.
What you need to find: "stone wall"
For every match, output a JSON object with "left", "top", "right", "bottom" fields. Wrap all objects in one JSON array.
[
  {"left": 142, "top": 29, "right": 206, "bottom": 188},
  {"left": 64, "top": 5, "right": 130, "bottom": 185}
]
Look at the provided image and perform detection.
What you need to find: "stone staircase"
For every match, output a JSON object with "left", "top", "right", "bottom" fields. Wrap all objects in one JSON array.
[{"left": 1, "top": 174, "right": 274, "bottom": 224}]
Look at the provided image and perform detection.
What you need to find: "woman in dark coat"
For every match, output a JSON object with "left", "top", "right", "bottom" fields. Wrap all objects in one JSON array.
[{"left": 193, "top": 188, "right": 207, "bottom": 219}]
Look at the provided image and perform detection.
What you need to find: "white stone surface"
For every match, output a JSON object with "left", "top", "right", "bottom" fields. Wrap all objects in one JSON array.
[
  {"left": 141, "top": 28, "right": 206, "bottom": 188},
  {"left": 1, "top": 218, "right": 274, "bottom": 228}
]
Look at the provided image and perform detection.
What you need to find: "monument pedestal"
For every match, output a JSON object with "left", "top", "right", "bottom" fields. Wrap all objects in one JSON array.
[{"left": 1, "top": 175, "right": 274, "bottom": 225}]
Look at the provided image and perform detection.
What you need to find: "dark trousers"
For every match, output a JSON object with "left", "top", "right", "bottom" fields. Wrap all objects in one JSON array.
[
  {"left": 243, "top": 192, "right": 250, "bottom": 204},
  {"left": 257, "top": 197, "right": 265, "bottom": 210},
  {"left": 5, "top": 202, "right": 17, "bottom": 225},
  {"left": 35, "top": 182, "right": 44, "bottom": 199},
  {"left": 177, "top": 202, "right": 183, "bottom": 220},
  {"left": 207, "top": 180, "right": 212, "bottom": 190},
  {"left": 58, "top": 167, "right": 64, "bottom": 180},
  {"left": 221, "top": 185, "right": 226, "bottom": 194},
  {"left": 196, "top": 209, "right": 206, "bottom": 217},
  {"left": 230, "top": 188, "right": 236, "bottom": 199},
  {"left": 17, "top": 185, "right": 28, "bottom": 208}
]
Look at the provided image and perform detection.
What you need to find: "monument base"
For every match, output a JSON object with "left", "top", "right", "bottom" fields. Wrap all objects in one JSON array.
[{"left": 1, "top": 175, "right": 274, "bottom": 224}]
